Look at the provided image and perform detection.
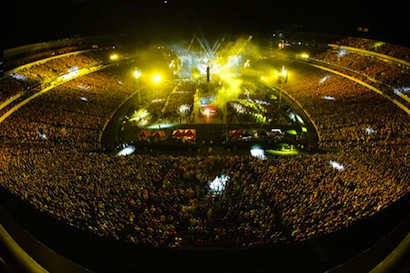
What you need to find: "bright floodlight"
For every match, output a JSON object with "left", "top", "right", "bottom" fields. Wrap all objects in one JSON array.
[
  {"left": 393, "top": 87, "right": 410, "bottom": 95},
  {"left": 145, "top": 123, "right": 175, "bottom": 129},
  {"left": 322, "top": 95, "right": 335, "bottom": 100},
  {"left": 296, "top": 114, "right": 305, "bottom": 124},
  {"left": 59, "top": 67, "right": 79, "bottom": 80},
  {"left": 209, "top": 174, "right": 230, "bottom": 194},
  {"left": 329, "top": 160, "right": 345, "bottom": 171},
  {"left": 250, "top": 147, "right": 266, "bottom": 160},
  {"left": 37, "top": 130, "right": 47, "bottom": 139},
  {"left": 276, "top": 65, "right": 288, "bottom": 83},
  {"left": 152, "top": 74, "right": 162, "bottom": 83},
  {"left": 300, "top": 53, "right": 309, "bottom": 59},
  {"left": 366, "top": 127, "right": 375, "bottom": 135},
  {"left": 10, "top": 73, "right": 28, "bottom": 81},
  {"left": 319, "top": 75, "right": 331, "bottom": 84},
  {"left": 179, "top": 104, "right": 191, "bottom": 115},
  {"left": 133, "top": 69, "right": 142, "bottom": 79},
  {"left": 110, "top": 54, "right": 119, "bottom": 60},
  {"left": 117, "top": 145, "right": 135, "bottom": 156},
  {"left": 280, "top": 65, "right": 287, "bottom": 76},
  {"left": 243, "top": 59, "right": 251, "bottom": 68},
  {"left": 337, "top": 49, "right": 347, "bottom": 58}
]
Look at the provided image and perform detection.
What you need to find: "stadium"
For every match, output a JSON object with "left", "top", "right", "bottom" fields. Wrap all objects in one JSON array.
[{"left": 1, "top": 1, "right": 410, "bottom": 273}]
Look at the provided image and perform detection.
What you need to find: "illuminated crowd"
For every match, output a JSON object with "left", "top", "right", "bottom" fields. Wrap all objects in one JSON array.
[
  {"left": 0, "top": 36, "right": 409, "bottom": 249},
  {"left": 2, "top": 148, "right": 408, "bottom": 248},
  {"left": 312, "top": 37, "right": 410, "bottom": 91},
  {"left": 333, "top": 36, "right": 410, "bottom": 63}
]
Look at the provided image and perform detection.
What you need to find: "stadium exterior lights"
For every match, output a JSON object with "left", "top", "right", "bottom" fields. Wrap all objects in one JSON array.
[{"left": 134, "top": 69, "right": 142, "bottom": 104}]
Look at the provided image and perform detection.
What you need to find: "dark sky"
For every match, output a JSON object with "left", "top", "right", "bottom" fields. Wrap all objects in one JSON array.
[{"left": 2, "top": 0, "right": 410, "bottom": 49}]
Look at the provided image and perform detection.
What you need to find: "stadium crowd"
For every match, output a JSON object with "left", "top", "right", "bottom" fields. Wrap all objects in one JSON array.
[
  {"left": 333, "top": 36, "right": 410, "bottom": 63},
  {"left": 0, "top": 36, "right": 409, "bottom": 249}
]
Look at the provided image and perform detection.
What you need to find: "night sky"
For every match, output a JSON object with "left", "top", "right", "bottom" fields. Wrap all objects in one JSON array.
[{"left": 2, "top": 0, "right": 409, "bottom": 49}]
